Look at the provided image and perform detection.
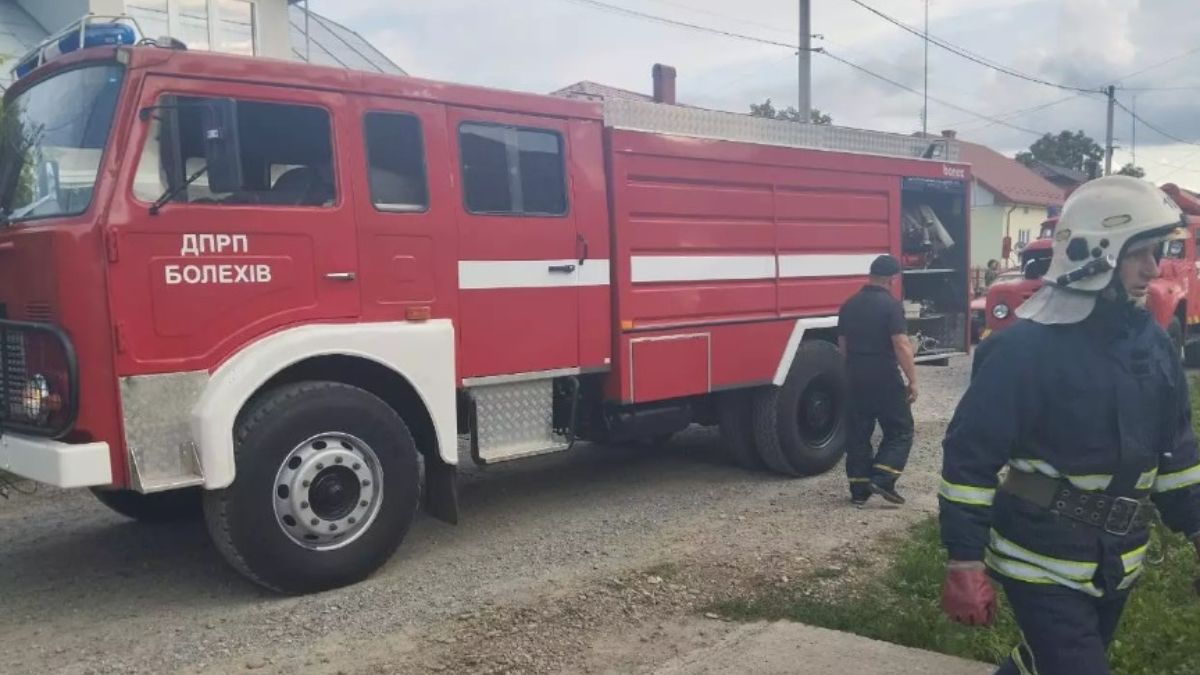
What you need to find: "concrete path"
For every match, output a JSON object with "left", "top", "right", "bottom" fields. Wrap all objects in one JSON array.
[{"left": 653, "top": 621, "right": 995, "bottom": 675}]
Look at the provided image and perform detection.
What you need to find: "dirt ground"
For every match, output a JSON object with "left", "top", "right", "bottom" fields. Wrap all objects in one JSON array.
[{"left": 0, "top": 359, "right": 970, "bottom": 675}]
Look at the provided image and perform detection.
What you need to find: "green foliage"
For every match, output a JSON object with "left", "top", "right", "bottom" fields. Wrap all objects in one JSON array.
[{"left": 749, "top": 98, "right": 832, "bottom": 125}]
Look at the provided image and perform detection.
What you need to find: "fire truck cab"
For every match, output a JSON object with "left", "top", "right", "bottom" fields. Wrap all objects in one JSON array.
[{"left": 0, "top": 35, "right": 971, "bottom": 593}]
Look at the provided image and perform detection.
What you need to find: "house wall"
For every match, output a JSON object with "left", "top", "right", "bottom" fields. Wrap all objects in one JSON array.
[
  {"left": 971, "top": 202, "right": 1051, "bottom": 270},
  {"left": 19, "top": 1, "right": 291, "bottom": 59}
]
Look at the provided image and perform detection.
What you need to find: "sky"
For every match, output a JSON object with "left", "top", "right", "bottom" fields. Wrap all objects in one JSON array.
[{"left": 308, "top": 0, "right": 1200, "bottom": 190}]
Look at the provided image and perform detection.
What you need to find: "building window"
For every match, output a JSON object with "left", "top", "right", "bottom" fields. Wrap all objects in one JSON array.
[
  {"left": 134, "top": 95, "right": 335, "bottom": 207},
  {"left": 128, "top": 0, "right": 257, "bottom": 56},
  {"left": 364, "top": 112, "right": 429, "bottom": 212},
  {"left": 459, "top": 123, "right": 567, "bottom": 216}
]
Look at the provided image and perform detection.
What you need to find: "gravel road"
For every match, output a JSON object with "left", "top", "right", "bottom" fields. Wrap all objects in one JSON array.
[{"left": 0, "top": 358, "right": 971, "bottom": 675}]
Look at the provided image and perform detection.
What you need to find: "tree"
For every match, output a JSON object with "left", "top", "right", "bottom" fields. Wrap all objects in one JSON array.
[
  {"left": 749, "top": 98, "right": 833, "bottom": 125},
  {"left": 1116, "top": 162, "right": 1146, "bottom": 178},
  {"left": 1015, "top": 130, "right": 1104, "bottom": 179}
]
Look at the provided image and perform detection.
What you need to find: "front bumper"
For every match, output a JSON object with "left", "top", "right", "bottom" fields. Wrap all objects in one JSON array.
[{"left": 0, "top": 432, "right": 111, "bottom": 488}]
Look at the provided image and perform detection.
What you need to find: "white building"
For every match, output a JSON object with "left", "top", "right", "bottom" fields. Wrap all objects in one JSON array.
[{"left": 0, "top": 0, "right": 402, "bottom": 86}]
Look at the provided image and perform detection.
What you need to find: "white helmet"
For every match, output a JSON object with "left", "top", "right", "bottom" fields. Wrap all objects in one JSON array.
[{"left": 1018, "top": 175, "right": 1184, "bottom": 324}]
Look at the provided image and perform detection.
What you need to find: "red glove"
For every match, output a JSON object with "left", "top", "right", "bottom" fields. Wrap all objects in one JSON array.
[{"left": 941, "top": 561, "right": 996, "bottom": 627}]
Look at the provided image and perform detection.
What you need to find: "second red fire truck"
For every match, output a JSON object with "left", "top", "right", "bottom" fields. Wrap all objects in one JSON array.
[{"left": 0, "top": 26, "right": 971, "bottom": 593}]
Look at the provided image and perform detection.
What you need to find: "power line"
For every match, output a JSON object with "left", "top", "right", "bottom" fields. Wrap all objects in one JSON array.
[
  {"left": 950, "top": 93, "right": 1090, "bottom": 134},
  {"left": 1113, "top": 46, "right": 1200, "bottom": 87},
  {"left": 559, "top": 0, "right": 800, "bottom": 50},
  {"left": 819, "top": 49, "right": 1048, "bottom": 137},
  {"left": 1114, "top": 99, "right": 1200, "bottom": 147},
  {"left": 843, "top": 0, "right": 1098, "bottom": 94}
]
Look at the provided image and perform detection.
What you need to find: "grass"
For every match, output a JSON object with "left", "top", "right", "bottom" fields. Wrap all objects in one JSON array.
[
  {"left": 705, "top": 379, "right": 1200, "bottom": 674},
  {"left": 708, "top": 519, "right": 1200, "bottom": 674}
]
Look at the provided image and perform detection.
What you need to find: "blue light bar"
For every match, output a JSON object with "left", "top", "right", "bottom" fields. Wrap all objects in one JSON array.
[{"left": 13, "top": 16, "right": 139, "bottom": 81}]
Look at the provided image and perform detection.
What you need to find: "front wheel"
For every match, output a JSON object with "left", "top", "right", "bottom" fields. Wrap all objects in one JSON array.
[{"left": 203, "top": 382, "right": 421, "bottom": 594}]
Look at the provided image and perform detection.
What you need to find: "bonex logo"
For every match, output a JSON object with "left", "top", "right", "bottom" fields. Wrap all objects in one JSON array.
[{"left": 942, "top": 165, "right": 966, "bottom": 179}]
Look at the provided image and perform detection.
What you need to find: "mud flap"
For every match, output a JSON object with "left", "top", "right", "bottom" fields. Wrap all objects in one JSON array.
[{"left": 423, "top": 457, "right": 459, "bottom": 525}]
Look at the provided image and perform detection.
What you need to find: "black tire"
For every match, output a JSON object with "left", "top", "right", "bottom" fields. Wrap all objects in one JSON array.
[
  {"left": 716, "top": 391, "right": 762, "bottom": 470},
  {"left": 1186, "top": 341, "right": 1200, "bottom": 369},
  {"left": 92, "top": 487, "right": 203, "bottom": 523},
  {"left": 203, "top": 382, "right": 421, "bottom": 594},
  {"left": 752, "top": 340, "right": 849, "bottom": 477},
  {"left": 1168, "top": 317, "right": 1186, "bottom": 363}
]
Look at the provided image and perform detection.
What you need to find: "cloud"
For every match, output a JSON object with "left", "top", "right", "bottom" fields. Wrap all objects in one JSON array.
[{"left": 308, "top": 0, "right": 1200, "bottom": 188}]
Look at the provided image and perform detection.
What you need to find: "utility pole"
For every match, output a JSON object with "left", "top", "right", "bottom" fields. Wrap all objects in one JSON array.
[
  {"left": 922, "top": 0, "right": 929, "bottom": 135},
  {"left": 1104, "top": 84, "right": 1116, "bottom": 176},
  {"left": 798, "top": 0, "right": 811, "bottom": 122},
  {"left": 1131, "top": 94, "right": 1138, "bottom": 168}
]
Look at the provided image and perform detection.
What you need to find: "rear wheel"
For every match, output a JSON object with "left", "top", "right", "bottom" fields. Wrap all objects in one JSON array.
[
  {"left": 203, "top": 382, "right": 421, "bottom": 594},
  {"left": 92, "top": 487, "right": 202, "bottom": 523},
  {"left": 752, "top": 341, "right": 849, "bottom": 476},
  {"left": 716, "top": 391, "right": 762, "bottom": 471}
]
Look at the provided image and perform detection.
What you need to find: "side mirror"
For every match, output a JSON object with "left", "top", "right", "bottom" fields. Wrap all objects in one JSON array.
[
  {"left": 38, "top": 158, "right": 60, "bottom": 200},
  {"left": 202, "top": 98, "right": 243, "bottom": 193}
]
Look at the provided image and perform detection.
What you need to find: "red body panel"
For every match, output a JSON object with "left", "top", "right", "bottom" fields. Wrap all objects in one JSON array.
[{"left": 607, "top": 130, "right": 969, "bottom": 402}]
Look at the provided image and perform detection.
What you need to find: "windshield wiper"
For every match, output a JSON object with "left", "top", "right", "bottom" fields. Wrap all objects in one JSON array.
[{"left": 150, "top": 164, "right": 208, "bottom": 215}]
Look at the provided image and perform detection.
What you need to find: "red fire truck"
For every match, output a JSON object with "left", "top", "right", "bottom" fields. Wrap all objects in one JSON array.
[
  {"left": 983, "top": 186, "right": 1200, "bottom": 360},
  {"left": 983, "top": 218, "right": 1057, "bottom": 336},
  {"left": 0, "top": 37, "right": 971, "bottom": 593}
]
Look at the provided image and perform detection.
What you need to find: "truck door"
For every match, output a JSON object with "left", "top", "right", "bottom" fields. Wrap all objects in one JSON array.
[
  {"left": 349, "top": 97, "right": 456, "bottom": 325},
  {"left": 446, "top": 109, "right": 584, "bottom": 378},
  {"left": 108, "top": 77, "right": 359, "bottom": 372}
]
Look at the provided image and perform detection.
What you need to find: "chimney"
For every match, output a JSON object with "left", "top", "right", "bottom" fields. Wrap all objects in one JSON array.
[
  {"left": 652, "top": 63, "right": 677, "bottom": 105},
  {"left": 941, "top": 129, "right": 958, "bottom": 139}
]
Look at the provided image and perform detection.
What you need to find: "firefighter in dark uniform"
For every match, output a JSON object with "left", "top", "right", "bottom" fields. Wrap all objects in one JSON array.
[
  {"left": 838, "top": 254, "right": 918, "bottom": 507},
  {"left": 938, "top": 175, "right": 1200, "bottom": 674}
]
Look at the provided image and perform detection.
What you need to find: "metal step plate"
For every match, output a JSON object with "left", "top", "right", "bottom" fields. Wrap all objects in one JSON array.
[{"left": 470, "top": 379, "right": 568, "bottom": 463}]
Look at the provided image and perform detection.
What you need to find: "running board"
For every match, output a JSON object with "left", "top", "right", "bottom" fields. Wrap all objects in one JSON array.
[{"left": 467, "top": 379, "right": 569, "bottom": 464}]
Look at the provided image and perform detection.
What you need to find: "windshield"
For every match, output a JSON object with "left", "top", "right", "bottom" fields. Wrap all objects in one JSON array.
[{"left": 0, "top": 64, "right": 124, "bottom": 223}]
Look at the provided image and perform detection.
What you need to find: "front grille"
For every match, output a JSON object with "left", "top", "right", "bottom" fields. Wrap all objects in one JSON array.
[
  {"left": 0, "top": 320, "right": 78, "bottom": 438},
  {"left": 25, "top": 302, "right": 53, "bottom": 322}
]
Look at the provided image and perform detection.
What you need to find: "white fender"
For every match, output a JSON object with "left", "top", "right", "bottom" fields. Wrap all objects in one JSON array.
[
  {"left": 773, "top": 316, "right": 839, "bottom": 385},
  {"left": 191, "top": 320, "right": 457, "bottom": 489}
]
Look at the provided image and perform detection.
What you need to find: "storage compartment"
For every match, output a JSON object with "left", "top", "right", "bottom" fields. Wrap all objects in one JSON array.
[{"left": 898, "top": 178, "right": 970, "bottom": 361}]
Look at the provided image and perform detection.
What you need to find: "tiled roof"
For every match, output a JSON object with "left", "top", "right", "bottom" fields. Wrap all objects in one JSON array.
[
  {"left": 550, "top": 80, "right": 654, "bottom": 103},
  {"left": 958, "top": 139, "right": 1066, "bottom": 207}
]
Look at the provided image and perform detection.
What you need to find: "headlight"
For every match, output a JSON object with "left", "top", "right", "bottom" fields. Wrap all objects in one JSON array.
[
  {"left": 17, "top": 373, "right": 49, "bottom": 421},
  {"left": 992, "top": 303, "right": 1010, "bottom": 320}
]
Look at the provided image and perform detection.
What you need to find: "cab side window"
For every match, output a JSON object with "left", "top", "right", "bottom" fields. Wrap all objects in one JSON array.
[
  {"left": 134, "top": 95, "right": 335, "bottom": 207},
  {"left": 458, "top": 122, "right": 566, "bottom": 216},
  {"left": 364, "top": 112, "right": 429, "bottom": 212}
]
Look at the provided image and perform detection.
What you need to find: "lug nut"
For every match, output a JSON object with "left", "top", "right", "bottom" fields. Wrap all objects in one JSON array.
[
  {"left": 300, "top": 502, "right": 309, "bottom": 510},
  {"left": 310, "top": 518, "right": 319, "bottom": 526},
  {"left": 353, "top": 463, "right": 361, "bottom": 470},
  {"left": 329, "top": 524, "right": 338, "bottom": 532},
  {"left": 302, "top": 480, "right": 311, "bottom": 488},
  {"left": 316, "top": 463, "right": 325, "bottom": 470},
  {"left": 335, "top": 457, "right": 343, "bottom": 464},
  {"left": 360, "top": 500, "right": 368, "bottom": 508},
  {"left": 362, "top": 480, "right": 371, "bottom": 487},
  {"left": 348, "top": 517, "right": 357, "bottom": 524}
]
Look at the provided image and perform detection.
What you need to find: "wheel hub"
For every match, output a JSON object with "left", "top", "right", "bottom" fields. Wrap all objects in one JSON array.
[
  {"left": 273, "top": 433, "right": 383, "bottom": 551},
  {"left": 796, "top": 377, "right": 839, "bottom": 447}
]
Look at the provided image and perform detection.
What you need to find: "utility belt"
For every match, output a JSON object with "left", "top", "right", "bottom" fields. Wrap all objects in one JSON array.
[{"left": 1000, "top": 470, "right": 1153, "bottom": 536}]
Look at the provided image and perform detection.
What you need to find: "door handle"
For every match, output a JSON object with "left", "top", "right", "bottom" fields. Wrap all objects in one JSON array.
[
  {"left": 548, "top": 264, "right": 577, "bottom": 274},
  {"left": 324, "top": 272, "right": 356, "bottom": 281}
]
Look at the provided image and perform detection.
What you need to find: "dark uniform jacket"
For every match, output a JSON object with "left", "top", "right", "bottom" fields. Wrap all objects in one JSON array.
[{"left": 940, "top": 299, "right": 1200, "bottom": 596}]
